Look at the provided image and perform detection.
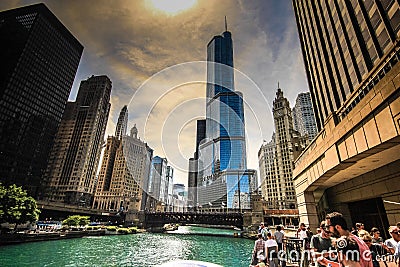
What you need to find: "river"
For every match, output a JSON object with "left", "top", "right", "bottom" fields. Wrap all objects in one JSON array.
[{"left": 0, "top": 226, "right": 255, "bottom": 267}]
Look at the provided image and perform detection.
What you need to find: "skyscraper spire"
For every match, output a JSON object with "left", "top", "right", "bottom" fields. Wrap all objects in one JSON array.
[
  {"left": 225, "top": 16, "right": 227, "bottom": 32},
  {"left": 115, "top": 105, "right": 128, "bottom": 140}
]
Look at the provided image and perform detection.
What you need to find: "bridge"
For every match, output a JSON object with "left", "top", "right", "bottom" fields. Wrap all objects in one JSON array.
[
  {"left": 140, "top": 211, "right": 244, "bottom": 230},
  {"left": 37, "top": 201, "right": 244, "bottom": 229},
  {"left": 37, "top": 201, "right": 123, "bottom": 223}
]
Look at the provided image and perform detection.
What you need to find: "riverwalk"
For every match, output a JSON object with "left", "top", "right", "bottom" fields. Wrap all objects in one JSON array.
[{"left": 0, "top": 229, "right": 105, "bottom": 246}]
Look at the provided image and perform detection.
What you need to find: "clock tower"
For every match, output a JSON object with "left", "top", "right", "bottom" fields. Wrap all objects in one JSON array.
[{"left": 262, "top": 86, "right": 298, "bottom": 209}]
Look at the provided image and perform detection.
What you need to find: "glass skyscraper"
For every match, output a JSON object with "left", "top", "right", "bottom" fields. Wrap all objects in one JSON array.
[{"left": 198, "top": 26, "right": 254, "bottom": 211}]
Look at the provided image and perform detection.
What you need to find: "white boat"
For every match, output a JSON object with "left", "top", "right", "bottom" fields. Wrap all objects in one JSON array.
[{"left": 160, "top": 260, "right": 223, "bottom": 267}]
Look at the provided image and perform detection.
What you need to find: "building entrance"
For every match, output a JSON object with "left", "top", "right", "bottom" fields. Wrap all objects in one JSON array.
[{"left": 348, "top": 197, "right": 390, "bottom": 239}]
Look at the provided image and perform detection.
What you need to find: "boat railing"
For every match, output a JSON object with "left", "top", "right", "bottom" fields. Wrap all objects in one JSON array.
[{"left": 282, "top": 237, "right": 306, "bottom": 266}]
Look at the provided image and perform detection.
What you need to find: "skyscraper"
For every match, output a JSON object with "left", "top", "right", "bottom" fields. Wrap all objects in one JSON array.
[
  {"left": 165, "top": 166, "right": 174, "bottom": 211},
  {"left": 146, "top": 156, "right": 168, "bottom": 211},
  {"left": 0, "top": 3, "right": 83, "bottom": 197},
  {"left": 292, "top": 92, "right": 318, "bottom": 141},
  {"left": 293, "top": 0, "right": 400, "bottom": 230},
  {"left": 197, "top": 23, "right": 255, "bottom": 211},
  {"left": 258, "top": 88, "right": 305, "bottom": 210},
  {"left": 293, "top": 0, "right": 400, "bottom": 130},
  {"left": 187, "top": 119, "right": 206, "bottom": 210},
  {"left": 43, "top": 75, "right": 111, "bottom": 205},
  {"left": 93, "top": 123, "right": 153, "bottom": 212}
]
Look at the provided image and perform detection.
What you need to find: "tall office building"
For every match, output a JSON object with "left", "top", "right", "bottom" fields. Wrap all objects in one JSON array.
[
  {"left": 0, "top": 3, "right": 83, "bottom": 197},
  {"left": 172, "top": 183, "right": 186, "bottom": 212},
  {"left": 92, "top": 106, "right": 128, "bottom": 204},
  {"left": 187, "top": 119, "right": 206, "bottom": 210},
  {"left": 165, "top": 166, "right": 174, "bottom": 211},
  {"left": 43, "top": 75, "right": 111, "bottom": 205},
  {"left": 146, "top": 156, "right": 168, "bottom": 210},
  {"left": 293, "top": 0, "right": 400, "bottom": 230},
  {"left": 93, "top": 123, "right": 153, "bottom": 212},
  {"left": 258, "top": 88, "right": 304, "bottom": 210},
  {"left": 292, "top": 92, "right": 318, "bottom": 141},
  {"left": 197, "top": 23, "right": 255, "bottom": 211}
]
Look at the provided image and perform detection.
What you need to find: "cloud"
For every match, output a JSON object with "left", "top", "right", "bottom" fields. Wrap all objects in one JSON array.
[{"left": 0, "top": 0, "right": 309, "bottom": 185}]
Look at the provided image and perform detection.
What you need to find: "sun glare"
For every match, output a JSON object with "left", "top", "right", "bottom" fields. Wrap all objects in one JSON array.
[{"left": 147, "top": 0, "right": 197, "bottom": 15}]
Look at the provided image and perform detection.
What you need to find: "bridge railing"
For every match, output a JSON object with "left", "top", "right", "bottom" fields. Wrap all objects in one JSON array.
[{"left": 143, "top": 211, "right": 244, "bottom": 229}]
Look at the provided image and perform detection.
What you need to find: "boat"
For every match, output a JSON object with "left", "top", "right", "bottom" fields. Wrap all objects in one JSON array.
[{"left": 160, "top": 260, "right": 223, "bottom": 267}]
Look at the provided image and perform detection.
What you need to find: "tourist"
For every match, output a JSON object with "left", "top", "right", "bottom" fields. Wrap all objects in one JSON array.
[
  {"left": 310, "top": 220, "right": 335, "bottom": 267},
  {"left": 251, "top": 233, "right": 265, "bottom": 266},
  {"left": 255, "top": 255, "right": 266, "bottom": 267},
  {"left": 325, "top": 212, "right": 372, "bottom": 267},
  {"left": 274, "top": 225, "right": 286, "bottom": 267},
  {"left": 358, "top": 230, "right": 370, "bottom": 239},
  {"left": 259, "top": 222, "right": 270, "bottom": 240},
  {"left": 388, "top": 226, "right": 400, "bottom": 260},
  {"left": 384, "top": 226, "right": 399, "bottom": 256},
  {"left": 265, "top": 233, "right": 279, "bottom": 267},
  {"left": 297, "top": 223, "right": 308, "bottom": 240},
  {"left": 258, "top": 222, "right": 264, "bottom": 234},
  {"left": 362, "top": 233, "right": 385, "bottom": 267},
  {"left": 317, "top": 235, "right": 361, "bottom": 267},
  {"left": 370, "top": 227, "right": 383, "bottom": 244},
  {"left": 355, "top": 223, "right": 365, "bottom": 237}
]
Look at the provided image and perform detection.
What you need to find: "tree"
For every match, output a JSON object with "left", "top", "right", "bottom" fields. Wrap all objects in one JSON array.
[
  {"left": 62, "top": 215, "right": 90, "bottom": 227},
  {"left": 0, "top": 183, "right": 41, "bottom": 230}
]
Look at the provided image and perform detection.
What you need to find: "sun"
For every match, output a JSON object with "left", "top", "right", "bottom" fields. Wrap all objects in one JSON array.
[{"left": 147, "top": 0, "right": 197, "bottom": 15}]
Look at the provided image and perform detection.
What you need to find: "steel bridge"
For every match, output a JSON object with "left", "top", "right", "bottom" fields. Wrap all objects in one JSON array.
[{"left": 143, "top": 211, "right": 244, "bottom": 229}]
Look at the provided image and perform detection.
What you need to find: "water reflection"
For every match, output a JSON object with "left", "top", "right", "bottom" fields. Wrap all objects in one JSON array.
[{"left": 0, "top": 226, "right": 253, "bottom": 267}]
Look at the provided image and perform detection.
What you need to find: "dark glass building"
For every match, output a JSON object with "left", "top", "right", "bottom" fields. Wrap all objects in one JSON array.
[
  {"left": 292, "top": 0, "right": 400, "bottom": 231},
  {"left": 187, "top": 119, "right": 206, "bottom": 210},
  {"left": 0, "top": 3, "right": 83, "bottom": 197}
]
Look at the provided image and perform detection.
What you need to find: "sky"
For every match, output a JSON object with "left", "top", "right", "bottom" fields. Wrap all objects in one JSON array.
[{"left": 0, "top": 0, "right": 309, "bottom": 186}]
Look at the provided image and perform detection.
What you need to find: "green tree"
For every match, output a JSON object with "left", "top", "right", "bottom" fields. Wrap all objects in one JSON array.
[
  {"left": 62, "top": 215, "right": 90, "bottom": 227},
  {"left": 0, "top": 183, "right": 40, "bottom": 230}
]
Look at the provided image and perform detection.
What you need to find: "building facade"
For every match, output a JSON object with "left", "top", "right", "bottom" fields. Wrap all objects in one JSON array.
[
  {"left": 146, "top": 156, "right": 168, "bottom": 211},
  {"left": 293, "top": 92, "right": 318, "bottom": 141},
  {"left": 187, "top": 119, "right": 206, "bottom": 210},
  {"left": 115, "top": 105, "right": 128, "bottom": 140},
  {"left": 93, "top": 124, "right": 153, "bottom": 213},
  {"left": 0, "top": 3, "right": 83, "bottom": 197},
  {"left": 172, "top": 183, "right": 186, "bottom": 212},
  {"left": 258, "top": 88, "right": 305, "bottom": 210},
  {"left": 293, "top": 0, "right": 400, "bottom": 231},
  {"left": 165, "top": 166, "right": 174, "bottom": 211},
  {"left": 43, "top": 75, "right": 111, "bottom": 205},
  {"left": 197, "top": 26, "right": 255, "bottom": 211}
]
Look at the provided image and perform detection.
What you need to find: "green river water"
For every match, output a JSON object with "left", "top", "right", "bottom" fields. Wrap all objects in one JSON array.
[{"left": 0, "top": 226, "right": 254, "bottom": 267}]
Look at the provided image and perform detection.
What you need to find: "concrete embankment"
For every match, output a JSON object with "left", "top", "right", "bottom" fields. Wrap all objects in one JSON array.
[{"left": 0, "top": 230, "right": 106, "bottom": 246}]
